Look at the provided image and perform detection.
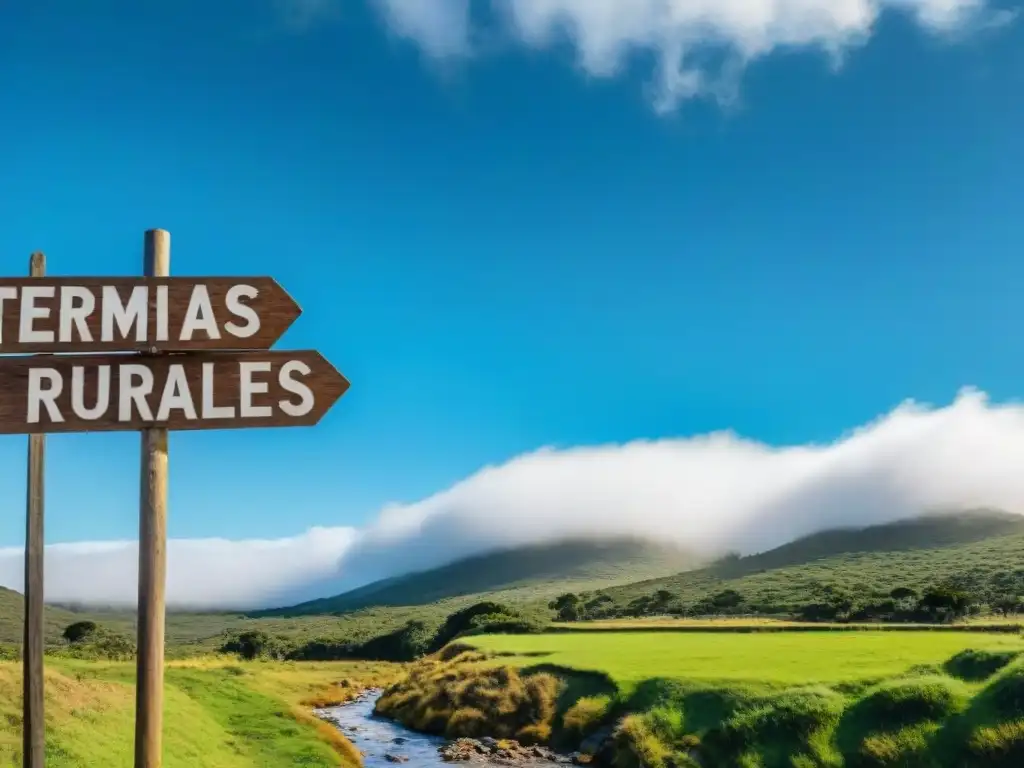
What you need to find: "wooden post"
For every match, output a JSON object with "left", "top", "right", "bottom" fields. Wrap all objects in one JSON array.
[
  {"left": 23, "top": 251, "right": 46, "bottom": 768},
  {"left": 135, "top": 230, "right": 170, "bottom": 768}
]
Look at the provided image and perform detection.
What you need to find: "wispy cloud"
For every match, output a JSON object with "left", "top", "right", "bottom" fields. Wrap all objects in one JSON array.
[
  {"left": 2, "top": 388, "right": 1024, "bottom": 609},
  {"left": 350, "top": 0, "right": 1006, "bottom": 112}
]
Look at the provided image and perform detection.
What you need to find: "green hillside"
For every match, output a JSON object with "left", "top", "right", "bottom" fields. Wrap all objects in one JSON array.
[
  {"left": 0, "top": 586, "right": 79, "bottom": 644},
  {"left": 7, "top": 511, "right": 1022, "bottom": 651},
  {"left": 258, "top": 537, "right": 696, "bottom": 617},
  {"left": 598, "top": 510, "right": 1024, "bottom": 612}
]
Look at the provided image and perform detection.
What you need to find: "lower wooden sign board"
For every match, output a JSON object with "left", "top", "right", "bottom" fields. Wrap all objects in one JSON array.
[{"left": 0, "top": 350, "right": 349, "bottom": 434}]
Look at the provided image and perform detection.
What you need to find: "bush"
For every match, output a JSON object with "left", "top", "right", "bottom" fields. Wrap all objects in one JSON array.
[
  {"left": 220, "top": 630, "right": 286, "bottom": 660},
  {"left": 356, "top": 620, "right": 432, "bottom": 662},
  {"left": 62, "top": 621, "right": 98, "bottom": 644},
  {"left": 847, "top": 676, "right": 969, "bottom": 731},
  {"left": 943, "top": 662, "right": 1024, "bottom": 767},
  {"left": 58, "top": 630, "right": 136, "bottom": 661},
  {"left": 563, "top": 695, "right": 613, "bottom": 737},
  {"left": 611, "top": 714, "right": 673, "bottom": 768},
  {"left": 375, "top": 661, "right": 563, "bottom": 744},
  {"left": 430, "top": 602, "right": 520, "bottom": 650},
  {"left": 945, "top": 649, "right": 1022, "bottom": 682},
  {"left": 836, "top": 676, "right": 969, "bottom": 766},
  {"left": 703, "top": 687, "right": 844, "bottom": 765}
]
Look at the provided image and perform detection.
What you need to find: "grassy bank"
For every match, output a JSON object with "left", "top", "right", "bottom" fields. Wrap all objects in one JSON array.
[
  {"left": 375, "top": 631, "right": 1024, "bottom": 766},
  {"left": 0, "top": 658, "right": 399, "bottom": 767}
]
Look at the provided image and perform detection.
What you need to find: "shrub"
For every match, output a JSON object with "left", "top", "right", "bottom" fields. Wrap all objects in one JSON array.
[
  {"left": 563, "top": 695, "right": 614, "bottom": 737},
  {"left": 62, "top": 621, "right": 98, "bottom": 644},
  {"left": 221, "top": 630, "right": 277, "bottom": 660},
  {"left": 855, "top": 723, "right": 938, "bottom": 767},
  {"left": 847, "top": 676, "right": 969, "bottom": 730},
  {"left": 965, "top": 719, "right": 1024, "bottom": 763},
  {"left": 376, "top": 660, "right": 563, "bottom": 744},
  {"left": 945, "top": 649, "right": 1021, "bottom": 682},
  {"left": 611, "top": 714, "right": 673, "bottom": 768},
  {"left": 430, "top": 602, "right": 521, "bottom": 650},
  {"left": 704, "top": 687, "right": 844, "bottom": 763},
  {"left": 356, "top": 620, "right": 431, "bottom": 662},
  {"left": 836, "top": 676, "right": 969, "bottom": 766}
]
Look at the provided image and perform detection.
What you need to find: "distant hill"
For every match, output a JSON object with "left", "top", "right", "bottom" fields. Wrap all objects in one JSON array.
[
  {"left": 599, "top": 509, "right": 1024, "bottom": 609},
  {"left": 0, "top": 586, "right": 80, "bottom": 644},
  {"left": 257, "top": 537, "right": 697, "bottom": 617}
]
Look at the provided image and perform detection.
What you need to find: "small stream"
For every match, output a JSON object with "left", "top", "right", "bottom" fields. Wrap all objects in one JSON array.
[
  {"left": 318, "top": 690, "right": 446, "bottom": 766},
  {"left": 317, "top": 690, "right": 569, "bottom": 766}
]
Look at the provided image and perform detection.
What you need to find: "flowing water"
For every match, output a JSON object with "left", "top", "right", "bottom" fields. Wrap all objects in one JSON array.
[
  {"left": 318, "top": 690, "right": 564, "bottom": 766},
  {"left": 318, "top": 690, "right": 448, "bottom": 766}
]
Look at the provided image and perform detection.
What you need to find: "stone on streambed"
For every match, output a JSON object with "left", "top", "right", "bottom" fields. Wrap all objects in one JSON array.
[{"left": 438, "top": 737, "right": 576, "bottom": 764}]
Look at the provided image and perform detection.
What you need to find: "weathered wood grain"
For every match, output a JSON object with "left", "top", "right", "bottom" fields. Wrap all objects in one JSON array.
[
  {"left": 0, "top": 276, "right": 301, "bottom": 353},
  {"left": 0, "top": 350, "right": 349, "bottom": 434},
  {"left": 23, "top": 251, "right": 46, "bottom": 768}
]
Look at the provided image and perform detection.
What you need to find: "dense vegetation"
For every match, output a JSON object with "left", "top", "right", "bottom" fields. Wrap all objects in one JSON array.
[
  {"left": 378, "top": 632, "right": 1024, "bottom": 766},
  {"left": 219, "top": 600, "right": 545, "bottom": 663},
  {"left": 549, "top": 513, "right": 1024, "bottom": 625}
]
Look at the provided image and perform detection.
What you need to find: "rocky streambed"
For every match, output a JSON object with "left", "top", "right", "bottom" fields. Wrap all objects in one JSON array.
[{"left": 317, "top": 689, "right": 593, "bottom": 766}]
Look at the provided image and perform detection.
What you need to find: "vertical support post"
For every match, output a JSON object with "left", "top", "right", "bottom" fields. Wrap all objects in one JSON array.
[
  {"left": 23, "top": 251, "right": 46, "bottom": 768},
  {"left": 135, "top": 230, "right": 170, "bottom": 768}
]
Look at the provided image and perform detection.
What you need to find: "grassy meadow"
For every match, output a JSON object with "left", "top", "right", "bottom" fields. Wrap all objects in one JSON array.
[
  {"left": 467, "top": 630, "right": 1024, "bottom": 688},
  {"left": 394, "top": 629, "right": 1024, "bottom": 766},
  {"left": 0, "top": 658, "right": 399, "bottom": 767}
]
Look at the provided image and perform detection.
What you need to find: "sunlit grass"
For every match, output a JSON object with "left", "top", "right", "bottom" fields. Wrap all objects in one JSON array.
[
  {"left": 467, "top": 631, "right": 1024, "bottom": 688},
  {"left": 0, "top": 659, "right": 394, "bottom": 767}
]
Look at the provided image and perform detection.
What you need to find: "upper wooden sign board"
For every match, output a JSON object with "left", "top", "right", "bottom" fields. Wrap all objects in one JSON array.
[{"left": 0, "top": 277, "right": 300, "bottom": 353}]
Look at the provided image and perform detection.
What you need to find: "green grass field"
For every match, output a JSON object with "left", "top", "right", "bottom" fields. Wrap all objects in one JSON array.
[
  {"left": 467, "top": 630, "right": 1024, "bottom": 688},
  {"left": 0, "top": 658, "right": 398, "bottom": 767}
]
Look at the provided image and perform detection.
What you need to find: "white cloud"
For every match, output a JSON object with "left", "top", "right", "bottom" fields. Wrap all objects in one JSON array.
[
  {"left": 0, "top": 527, "right": 358, "bottom": 611},
  {"left": 366, "top": 0, "right": 1003, "bottom": 111},
  {"left": 2, "top": 388, "right": 1024, "bottom": 609}
]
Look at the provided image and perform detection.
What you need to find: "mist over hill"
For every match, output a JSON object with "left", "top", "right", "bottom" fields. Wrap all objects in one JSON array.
[
  {"left": 258, "top": 537, "right": 697, "bottom": 616},
  {"left": 2, "top": 390, "right": 1024, "bottom": 609},
  {"left": 263, "top": 508, "right": 1024, "bottom": 617}
]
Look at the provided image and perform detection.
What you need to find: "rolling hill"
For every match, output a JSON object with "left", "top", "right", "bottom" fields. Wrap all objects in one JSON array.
[
  {"left": 5, "top": 510, "right": 1022, "bottom": 650},
  {"left": 0, "top": 586, "right": 79, "bottom": 644},
  {"left": 256, "top": 537, "right": 697, "bottom": 617},
  {"left": 597, "top": 509, "right": 1024, "bottom": 610}
]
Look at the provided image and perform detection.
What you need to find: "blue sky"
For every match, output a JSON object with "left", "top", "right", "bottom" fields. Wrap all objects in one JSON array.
[{"left": 1, "top": 1, "right": 1023, "bottom": 606}]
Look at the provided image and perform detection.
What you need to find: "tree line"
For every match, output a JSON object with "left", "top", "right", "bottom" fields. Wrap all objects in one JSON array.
[
  {"left": 549, "top": 581, "right": 1024, "bottom": 624},
  {"left": 220, "top": 601, "right": 542, "bottom": 662}
]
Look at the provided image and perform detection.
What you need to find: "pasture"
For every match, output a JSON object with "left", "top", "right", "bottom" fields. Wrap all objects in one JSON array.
[{"left": 467, "top": 629, "right": 1024, "bottom": 688}]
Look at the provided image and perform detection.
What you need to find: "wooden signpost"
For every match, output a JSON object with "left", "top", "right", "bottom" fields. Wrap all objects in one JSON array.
[{"left": 9, "top": 230, "right": 350, "bottom": 768}]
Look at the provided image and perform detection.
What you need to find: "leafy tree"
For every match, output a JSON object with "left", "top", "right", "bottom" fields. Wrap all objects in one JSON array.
[
  {"left": 584, "top": 594, "right": 615, "bottom": 618},
  {"left": 918, "top": 586, "right": 972, "bottom": 620},
  {"left": 711, "top": 589, "right": 744, "bottom": 609},
  {"left": 549, "top": 593, "right": 584, "bottom": 621},
  {"left": 691, "top": 596, "right": 717, "bottom": 616},
  {"left": 654, "top": 589, "right": 675, "bottom": 605},
  {"left": 991, "top": 595, "right": 1023, "bottom": 616},
  {"left": 357, "top": 620, "right": 432, "bottom": 661},
  {"left": 221, "top": 630, "right": 272, "bottom": 660},
  {"left": 62, "top": 621, "right": 98, "bottom": 645},
  {"left": 890, "top": 587, "right": 918, "bottom": 602}
]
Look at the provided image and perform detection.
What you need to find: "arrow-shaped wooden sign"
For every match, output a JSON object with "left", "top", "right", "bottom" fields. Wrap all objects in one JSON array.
[
  {"left": 0, "top": 350, "right": 349, "bottom": 434},
  {"left": 0, "top": 277, "right": 301, "bottom": 353}
]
